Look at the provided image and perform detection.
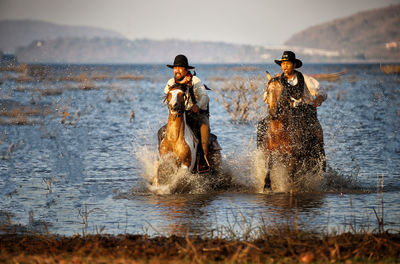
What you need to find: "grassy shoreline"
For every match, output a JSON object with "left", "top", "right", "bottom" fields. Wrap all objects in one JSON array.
[{"left": 1, "top": 230, "right": 399, "bottom": 263}]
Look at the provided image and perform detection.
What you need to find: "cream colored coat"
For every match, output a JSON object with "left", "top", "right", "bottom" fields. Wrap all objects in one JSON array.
[{"left": 164, "top": 76, "right": 209, "bottom": 111}]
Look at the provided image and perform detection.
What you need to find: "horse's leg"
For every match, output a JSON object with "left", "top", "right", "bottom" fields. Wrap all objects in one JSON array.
[
  {"left": 156, "top": 139, "right": 178, "bottom": 186},
  {"left": 157, "top": 124, "right": 167, "bottom": 148},
  {"left": 156, "top": 153, "right": 180, "bottom": 186},
  {"left": 269, "top": 152, "right": 292, "bottom": 192},
  {"left": 264, "top": 151, "right": 272, "bottom": 189},
  {"left": 314, "top": 120, "right": 326, "bottom": 172},
  {"left": 257, "top": 117, "right": 268, "bottom": 150},
  {"left": 175, "top": 141, "right": 192, "bottom": 169}
]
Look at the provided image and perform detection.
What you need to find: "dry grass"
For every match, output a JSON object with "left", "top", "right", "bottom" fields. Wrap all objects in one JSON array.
[
  {"left": 57, "top": 73, "right": 90, "bottom": 82},
  {"left": 310, "top": 71, "right": 347, "bottom": 82},
  {"left": 380, "top": 64, "right": 400, "bottom": 74},
  {"left": 9, "top": 69, "right": 144, "bottom": 97},
  {"left": 212, "top": 70, "right": 347, "bottom": 122},
  {"left": 116, "top": 74, "right": 144, "bottom": 80},
  {"left": 213, "top": 75, "right": 266, "bottom": 123},
  {"left": 0, "top": 64, "right": 28, "bottom": 72},
  {"left": 78, "top": 81, "right": 95, "bottom": 90},
  {"left": 0, "top": 108, "right": 43, "bottom": 117},
  {"left": 207, "top": 76, "right": 229, "bottom": 82},
  {"left": 40, "top": 88, "right": 63, "bottom": 96},
  {"left": 87, "top": 73, "right": 144, "bottom": 81},
  {"left": 231, "top": 66, "right": 260, "bottom": 72},
  {"left": 0, "top": 231, "right": 398, "bottom": 263},
  {"left": 0, "top": 104, "right": 52, "bottom": 126},
  {"left": 347, "top": 75, "right": 359, "bottom": 83},
  {"left": 0, "top": 116, "right": 38, "bottom": 126},
  {"left": 15, "top": 74, "right": 35, "bottom": 83}
]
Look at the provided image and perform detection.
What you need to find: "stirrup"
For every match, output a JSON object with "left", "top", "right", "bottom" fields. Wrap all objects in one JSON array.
[{"left": 197, "top": 155, "right": 211, "bottom": 173}]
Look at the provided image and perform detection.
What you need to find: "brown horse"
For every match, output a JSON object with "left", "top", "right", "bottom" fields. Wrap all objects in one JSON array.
[
  {"left": 154, "top": 86, "right": 198, "bottom": 186},
  {"left": 261, "top": 73, "right": 325, "bottom": 192}
]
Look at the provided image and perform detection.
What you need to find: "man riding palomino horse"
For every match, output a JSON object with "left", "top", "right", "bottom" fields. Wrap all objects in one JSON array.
[
  {"left": 257, "top": 51, "right": 327, "bottom": 187},
  {"left": 158, "top": 54, "right": 220, "bottom": 172}
]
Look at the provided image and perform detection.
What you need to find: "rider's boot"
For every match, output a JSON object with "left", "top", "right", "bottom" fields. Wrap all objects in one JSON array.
[{"left": 200, "top": 123, "right": 210, "bottom": 168}]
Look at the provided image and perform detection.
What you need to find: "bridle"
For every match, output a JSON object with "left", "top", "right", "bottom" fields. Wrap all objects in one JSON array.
[{"left": 166, "top": 86, "right": 188, "bottom": 118}]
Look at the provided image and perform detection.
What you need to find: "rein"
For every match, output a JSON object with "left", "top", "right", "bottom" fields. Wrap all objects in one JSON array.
[{"left": 166, "top": 86, "right": 187, "bottom": 120}]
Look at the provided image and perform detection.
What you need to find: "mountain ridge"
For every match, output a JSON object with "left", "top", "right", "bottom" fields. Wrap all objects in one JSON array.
[
  {"left": 284, "top": 4, "right": 400, "bottom": 61},
  {"left": 0, "top": 19, "right": 125, "bottom": 53},
  {"left": 15, "top": 37, "right": 285, "bottom": 63},
  {"left": 2, "top": 4, "right": 399, "bottom": 63}
]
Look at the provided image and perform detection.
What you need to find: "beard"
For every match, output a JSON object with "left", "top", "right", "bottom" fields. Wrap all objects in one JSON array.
[{"left": 174, "top": 73, "right": 184, "bottom": 81}]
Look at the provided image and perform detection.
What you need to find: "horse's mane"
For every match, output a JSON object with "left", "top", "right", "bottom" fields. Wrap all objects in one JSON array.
[
  {"left": 267, "top": 75, "right": 281, "bottom": 86},
  {"left": 265, "top": 76, "right": 285, "bottom": 117}
]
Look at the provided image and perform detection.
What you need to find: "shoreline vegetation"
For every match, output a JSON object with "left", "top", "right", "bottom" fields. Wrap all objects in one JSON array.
[{"left": 0, "top": 230, "right": 399, "bottom": 263}]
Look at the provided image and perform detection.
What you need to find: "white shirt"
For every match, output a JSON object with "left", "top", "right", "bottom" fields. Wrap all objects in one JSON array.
[
  {"left": 264, "top": 73, "right": 327, "bottom": 107},
  {"left": 164, "top": 76, "right": 209, "bottom": 111}
]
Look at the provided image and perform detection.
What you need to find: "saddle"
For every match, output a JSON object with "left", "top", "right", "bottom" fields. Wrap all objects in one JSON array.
[{"left": 157, "top": 123, "right": 222, "bottom": 174}]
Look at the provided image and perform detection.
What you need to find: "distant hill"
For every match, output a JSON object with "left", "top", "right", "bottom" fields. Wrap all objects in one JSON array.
[
  {"left": 0, "top": 20, "right": 125, "bottom": 53},
  {"left": 6, "top": 3, "right": 400, "bottom": 64},
  {"left": 284, "top": 4, "right": 400, "bottom": 61},
  {"left": 16, "top": 38, "right": 286, "bottom": 63}
]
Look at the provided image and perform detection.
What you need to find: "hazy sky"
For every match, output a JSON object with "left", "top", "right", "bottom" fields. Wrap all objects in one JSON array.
[{"left": 1, "top": 0, "right": 399, "bottom": 46}]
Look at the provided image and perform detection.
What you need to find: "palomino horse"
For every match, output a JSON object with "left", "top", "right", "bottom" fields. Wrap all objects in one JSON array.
[
  {"left": 261, "top": 73, "right": 325, "bottom": 192},
  {"left": 154, "top": 85, "right": 198, "bottom": 186},
  {"left": 154, "top": 84, "right": 226, "bottom": 191}
]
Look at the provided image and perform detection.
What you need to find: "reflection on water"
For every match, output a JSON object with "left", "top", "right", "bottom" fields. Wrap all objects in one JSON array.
[
  {"left": 0, "top": 63, "right": 399, "bottom": 236},
  {"left": 143, "top": 194, "right": 215, "bottom": 236}
]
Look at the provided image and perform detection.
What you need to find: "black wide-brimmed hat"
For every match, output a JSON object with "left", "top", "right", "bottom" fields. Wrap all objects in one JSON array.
[
  {"left": 274, "top": 51, "right": 302, "bottom": 68},
  {"left": 167, "top": 54, "right": 195, "bottom": 69}
]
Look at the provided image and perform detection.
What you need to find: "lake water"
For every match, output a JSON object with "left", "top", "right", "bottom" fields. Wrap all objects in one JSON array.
[{"left": 0, "top": 63, "right": 399, "bottom": 237}]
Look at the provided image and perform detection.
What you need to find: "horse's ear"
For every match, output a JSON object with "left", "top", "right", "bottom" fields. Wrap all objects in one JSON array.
[
  {"left": 266, "top": 71, "right": 272, "bottom": 82},
  {"left": 267, "top": 74, "right": 282, "bottom": 86},
  {"left": 163, "top": 87, "right": 171, "bottom": 103},
  {"left": 266, "top": 71, "right": 276, "bottom": 86}
]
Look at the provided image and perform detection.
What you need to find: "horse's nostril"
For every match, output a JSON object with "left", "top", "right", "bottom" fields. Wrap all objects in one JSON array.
[{"left": 169, "top": 103, "right": 178, "bottom": 111}]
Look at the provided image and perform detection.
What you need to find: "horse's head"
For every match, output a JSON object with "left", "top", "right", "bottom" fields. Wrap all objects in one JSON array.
[
  {"left": 266, "top": 78, "right": 284, "bottom": 117},
  {"left": 165, "top": 84, "right": 187, "bottom": 115}
]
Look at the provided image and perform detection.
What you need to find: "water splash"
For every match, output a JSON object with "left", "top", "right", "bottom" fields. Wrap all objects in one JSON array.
[
  {"left": 219, "top": 150, "right": 266, "bottom": 193},
  {"left": 135, "top": 143, "right": 362, "bottom": 195},
  {"left": 321, "top": 165, "right": 361, "bottom": 192},
  {"left": 135, "top": 143, "right": 270, "bottom": 194},
  {"left": 253, "top": 149, "right": 328, "bottom": 192},
  {"left": 135, "top": 146, "right": 160, "bottom": 184},
  {"left": 135, "top": 146, "right": 210, "bottom": 194}
]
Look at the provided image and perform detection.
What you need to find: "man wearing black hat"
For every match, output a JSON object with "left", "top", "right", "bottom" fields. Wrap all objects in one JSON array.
[
  {"left": 158, "top": 54, "right": 211, "bottom": 162},
  {"left": 257, "top": 51, "right": 327, "bottom": 163}
]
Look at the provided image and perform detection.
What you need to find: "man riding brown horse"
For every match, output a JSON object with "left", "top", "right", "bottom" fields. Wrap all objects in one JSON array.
[
  {"left": 257, "top": 51, "right": 327, "bottom": 188},
  {"left": 158, "top": 54, "right": 219, "bottom": 172}
]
